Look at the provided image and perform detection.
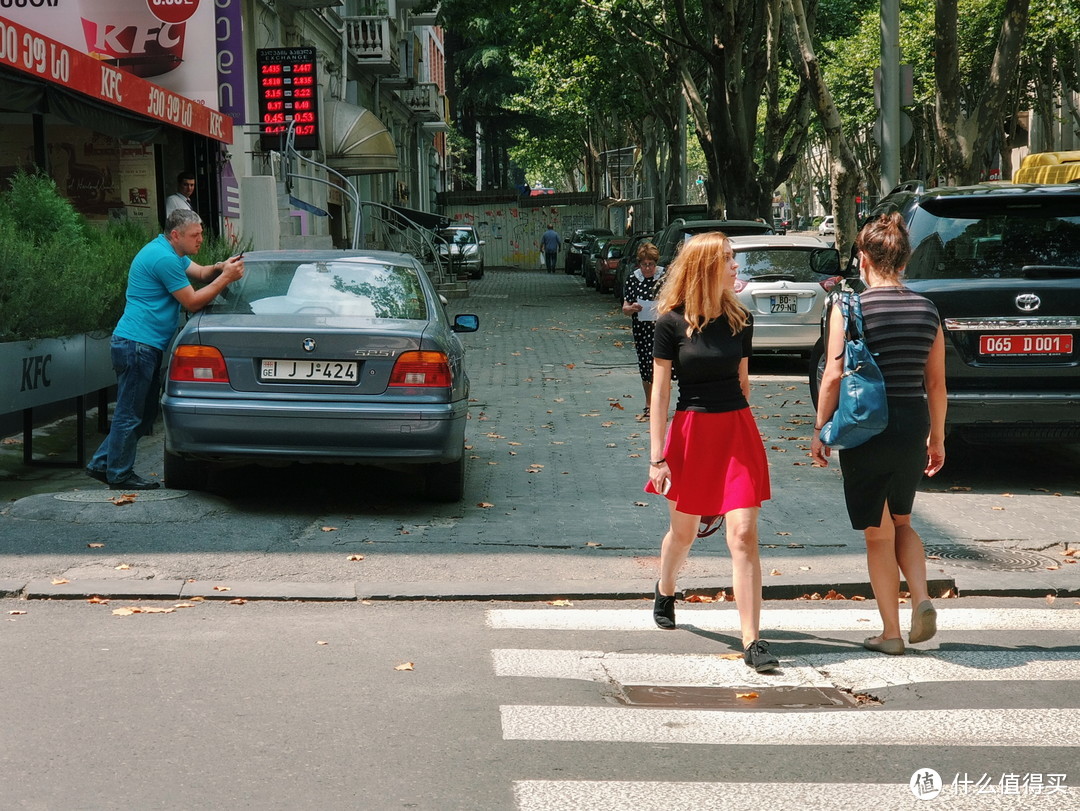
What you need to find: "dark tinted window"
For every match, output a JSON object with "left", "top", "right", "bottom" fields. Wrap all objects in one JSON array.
[{"left": 906, "top": 197, "right": 1080, "bottom": 280}]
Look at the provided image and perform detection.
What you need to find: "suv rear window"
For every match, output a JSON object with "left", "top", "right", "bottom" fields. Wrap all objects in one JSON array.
[{"left": 906, "top": 197, "right": 1080, "bottom": 280}]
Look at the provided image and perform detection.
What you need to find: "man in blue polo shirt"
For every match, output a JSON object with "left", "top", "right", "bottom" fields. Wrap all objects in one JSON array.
[{"left": 86, "top": 209, "right": 244, "bottom": 490}]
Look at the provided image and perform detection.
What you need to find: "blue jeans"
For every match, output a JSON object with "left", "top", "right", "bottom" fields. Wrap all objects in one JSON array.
[
  {"left": 88, "top": 336, "right": 163, "bottom": 483},
  {"left": 544, "top": 251, "right": 558, "bottom": 272}
]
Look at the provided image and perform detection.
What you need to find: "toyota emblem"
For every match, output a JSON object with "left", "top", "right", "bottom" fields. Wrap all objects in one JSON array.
[
  {"left": 1014, "top": 293, "right": 1041, "bottom": 312},
  {"left": 302, "top": 338, "right": 317, "bottom": 352}
]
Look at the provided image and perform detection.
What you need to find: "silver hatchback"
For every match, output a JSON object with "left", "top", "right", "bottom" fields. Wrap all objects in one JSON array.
[
  {"left": 730, "top": 235, "right": 841, "bottom": 355},
  {"left": 161, "top": 250, "right": 479, "bottom": 500}
]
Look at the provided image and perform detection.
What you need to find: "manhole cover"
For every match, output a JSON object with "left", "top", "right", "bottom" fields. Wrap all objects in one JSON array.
[
  {"left": 924, "top": 544, "right": 1059, "bottom": 572},
  {"left": 54, "top": 490, "right": 188, "bottom": 503}
]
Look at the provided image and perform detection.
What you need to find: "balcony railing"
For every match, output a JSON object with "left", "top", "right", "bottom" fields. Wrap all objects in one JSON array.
[
  {"left": 397, "top": 82, "right": 441, "bottom": 121},
  {"left": 344, "top": 16, "right": 400, "bottom": 75}
]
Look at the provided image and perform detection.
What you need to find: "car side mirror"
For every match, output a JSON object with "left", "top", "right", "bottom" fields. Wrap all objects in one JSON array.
[
  {"left": 810, "top": 247, "right": 841, "bottom": 276},
  {"left": 479, "top": 240, "right": 486, "bottom": 246},
  {"left": 452, "top": 314, "right": 480, "bottom": 333}
]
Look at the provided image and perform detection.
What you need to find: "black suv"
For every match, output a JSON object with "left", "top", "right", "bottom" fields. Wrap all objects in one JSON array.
[
  {"left": 809, "top": 181, "right": 1080, "bottom": 443},
  {"left": 566, "top": 227, "right": 613, "bottom": 274},
  {"left": 654, "top": 219, "right": 774, "bottom": 267}
]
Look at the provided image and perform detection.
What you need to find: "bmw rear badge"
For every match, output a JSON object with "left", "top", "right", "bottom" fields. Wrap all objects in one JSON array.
[
  {"left": 1015, "top": 293, "right": 1041, "bottom": 312},
  {"left": 302, "top": 338, "right": 317, "bottom": 352}
]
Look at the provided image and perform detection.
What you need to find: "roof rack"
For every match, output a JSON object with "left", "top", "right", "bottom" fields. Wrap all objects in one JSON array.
[{"left": 888, "top": 179, "right": 926, "bottom": 195}]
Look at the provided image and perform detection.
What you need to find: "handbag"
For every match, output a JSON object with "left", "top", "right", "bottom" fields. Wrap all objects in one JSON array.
[{"left": 819, "top": 291, "right": 889, "bottom": 449}]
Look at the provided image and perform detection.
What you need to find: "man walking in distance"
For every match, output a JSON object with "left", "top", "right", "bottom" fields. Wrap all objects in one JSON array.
[
  {"left": 164, "top": 171, "right": 196, "bottom": 218},
  {"left": 86, "top": 210, "right": 244, "bottom": 490},
  {"left": 540, "top": 223, "right": 562, "bottom": 273}
]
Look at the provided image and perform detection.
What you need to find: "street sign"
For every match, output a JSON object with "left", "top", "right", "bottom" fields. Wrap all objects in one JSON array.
[{"left": 872, "top": 112, "right": 913, "bottom": 148}]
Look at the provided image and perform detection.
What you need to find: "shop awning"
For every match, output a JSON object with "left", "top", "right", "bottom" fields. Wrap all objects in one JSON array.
[{"left": 323, "top": 100, "right": 399, "bottom": 176}]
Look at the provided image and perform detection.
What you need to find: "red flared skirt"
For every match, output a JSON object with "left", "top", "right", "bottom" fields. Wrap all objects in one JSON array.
[{"left": 644, "top": 408, "right": 771, "bottom": 516}]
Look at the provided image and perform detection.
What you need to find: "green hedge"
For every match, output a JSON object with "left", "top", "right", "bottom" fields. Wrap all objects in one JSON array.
[{"left": 0, "top": 171, "right": 245, "bottom": 342}]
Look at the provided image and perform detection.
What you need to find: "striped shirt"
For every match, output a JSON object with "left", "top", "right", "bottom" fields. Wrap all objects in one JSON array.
[{"left": 858, "top": 287, "right": 940, "bottom": 398}]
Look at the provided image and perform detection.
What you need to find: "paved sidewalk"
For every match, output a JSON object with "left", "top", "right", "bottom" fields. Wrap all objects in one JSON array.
[{"left": 2, "top": 267, "right": 1079, "bottom": 601}]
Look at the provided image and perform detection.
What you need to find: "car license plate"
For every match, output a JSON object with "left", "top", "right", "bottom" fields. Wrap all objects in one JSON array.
[
  {"left": 260, "top": 359, "right": 358, "bottom": 381},
  {"left": 978, "top": 334, "right": 1073, "bottom": 356},
  {"left": 770, "top": 295, "right": 798, "bottom": 314}
]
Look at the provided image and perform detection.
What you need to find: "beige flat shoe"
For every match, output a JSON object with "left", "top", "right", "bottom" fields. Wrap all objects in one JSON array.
[
  {"left": 863, "top": 635, "right": 905, "bottom": 655},
  {"left": 909, "top": 600, "right": 938, "bottom": 644}
]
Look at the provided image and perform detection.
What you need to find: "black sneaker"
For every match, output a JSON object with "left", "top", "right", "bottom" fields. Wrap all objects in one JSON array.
[
  {"left": 85, "top": 467, "right": 107, "bottom": 484},
  {"left": 108, "top": 473, "right": 160, "bottom": 491},
  {"left": 652, "top": 581, "right": 676, "bottom": 629},
  {"left": 743, "top": 639, "right": 779, "bottom": 673}
]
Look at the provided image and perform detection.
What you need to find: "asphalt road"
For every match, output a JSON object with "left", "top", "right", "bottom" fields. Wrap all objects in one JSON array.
[{"left": 2, "top": 596, "right": 1077, "bottom": 809}]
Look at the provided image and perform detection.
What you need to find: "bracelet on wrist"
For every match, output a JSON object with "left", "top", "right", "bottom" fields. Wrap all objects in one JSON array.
[{"left": 650, "top": 458, "right": 666, "bottom": 466}]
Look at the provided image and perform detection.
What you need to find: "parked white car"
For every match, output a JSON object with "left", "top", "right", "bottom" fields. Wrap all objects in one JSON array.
[
  {"left": 818, "top": 215, "right": 835, "bottom": 236},
  {"left": 729, "top": 235, "right": 841, "bottom": 355}
]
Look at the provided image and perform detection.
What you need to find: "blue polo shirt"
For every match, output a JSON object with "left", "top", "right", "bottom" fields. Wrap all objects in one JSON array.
[{"left": 113, "top": 234, "right": 192, "bottom": 350}]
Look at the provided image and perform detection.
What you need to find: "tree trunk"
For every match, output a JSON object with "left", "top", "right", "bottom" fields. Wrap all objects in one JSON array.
[
  {"left": 784, "top": 0, "right": 859, "bottom": 255},
  {"left": 934, "top": 0, "right": 1030, "bottom": 184}
]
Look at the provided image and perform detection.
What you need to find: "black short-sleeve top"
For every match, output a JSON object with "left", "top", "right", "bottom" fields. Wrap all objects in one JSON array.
[{"left": 652, "top": 308, "right": 753, "bottom": 412}]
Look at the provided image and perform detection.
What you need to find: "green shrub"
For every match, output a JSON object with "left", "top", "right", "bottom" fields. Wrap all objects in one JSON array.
[{"left": 0, "top": 171, "right": 249, "bottom": 341}]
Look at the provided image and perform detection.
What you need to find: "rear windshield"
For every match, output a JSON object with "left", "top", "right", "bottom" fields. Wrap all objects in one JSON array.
[
  {"left": 210, "top": 260, "right": 428, "bottom": 319},
  {"left": 737, "top": 248, "right": 838, "bottom": 282},
  {"left": 436, "top": 228, "right": 476, "bottom": 245},
  {"left": 906, "top": 197, "right": 1080, "bottom": 280}
]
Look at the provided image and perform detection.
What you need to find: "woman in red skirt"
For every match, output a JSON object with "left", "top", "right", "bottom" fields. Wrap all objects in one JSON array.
[{"left": 644, "top": 231, "right": 777, "bottom": 672}]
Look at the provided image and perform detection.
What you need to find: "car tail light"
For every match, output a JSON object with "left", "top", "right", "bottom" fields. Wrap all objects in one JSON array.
[
  {"left": 733, "top": 278, "right": 748, "bottom": 293},
  {"left": 389, "top": 351, "right": 452, "bottom": 387},
  {"left": 819, "top": 275, "right": 842, "bottom": 292},
  {"left": 169, "top": 345, "right": 229, "bottom": 383}
]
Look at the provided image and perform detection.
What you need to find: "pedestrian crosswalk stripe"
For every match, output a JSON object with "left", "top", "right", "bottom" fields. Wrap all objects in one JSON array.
[
  {"left": 487, "top": 607, "right": 1080, "bottom": 632},
  {"left": 513, "top": 780, "right": 1074, "bottom": 810},
  {"left": 491, "top": 648, "right": 1080, "bottom": 690},
  {"left": 500, "top": 705, "right": 1080, "bottom": 747}
]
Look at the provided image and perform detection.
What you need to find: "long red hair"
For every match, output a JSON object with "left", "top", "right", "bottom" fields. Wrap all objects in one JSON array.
[{"left": 657, "top": 231, "right": 749, "bottom": 336}]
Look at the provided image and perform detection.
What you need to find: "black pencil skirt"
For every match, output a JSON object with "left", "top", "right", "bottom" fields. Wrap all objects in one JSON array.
[{"left": 839, "top": 397, "right": 931, "bottom": 530}]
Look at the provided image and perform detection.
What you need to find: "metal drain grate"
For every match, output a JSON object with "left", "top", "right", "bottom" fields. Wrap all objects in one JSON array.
[{"left": 924, "top": 544, "right": 1059, "bottom": 572}]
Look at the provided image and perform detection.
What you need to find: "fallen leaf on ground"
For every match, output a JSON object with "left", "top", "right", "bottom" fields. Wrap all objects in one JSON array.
[
  {"left": 321, "top": 526, "right": 337, "bottom": 532},
  {"left": 564, "top": 363, "right": 575, "bottom": 369},
  {"left": 547, "top": 599, "right": 573, "bottom": 606},
  {"left": 51, "top": 578, "right": 69, "bottom": 585},
  {"left": 477, "top": 502, "right": 494, "bottom": 508},
  {"left": 228, "top": 598, "right": 247, "bottom": 605},
  {"left": 1064, "top": 549, "right": 1078, "bottom": 557},
  {"left": 394, "top": 662, "right": 415, "bottom": 671},
  {"left": 508, "top": 441, "right": 523, "bottom": 446},
  {"left": 736, "top": 692, "right": 759, "bottom": 700},
  {"left": 87, "top": 543, "right": 105, "bottom": 549},
  {"left": 991, "top": 506, "right": 1005, "bottom": 511},
  {"left": 601, "top": 421, "right": 615, "bottom": 427},
  {"left": 112, "top": 606, "right": 175, "bottom": 616},
  {"left": 115, "top": 564, "right": 131, "bottom": 571},
  {"left": 347, "top": 554, "right": 365, "bottom": 561},
  {"left": 87, "top": 596, "right": 109, "bottom": 605},
  {"left": 850, "top": 595, "right": 867, "bottom": 601},
  {"left": 585, "top": 542, "right": 601, "bottom": 547},
  {"left": 317, "top": 640, "right": 329, "bottom": 646},
  {"left": 8, "top": 610, "right": 27, "bottom": 615},
  {"left": 109, "top": 494, "right": 138, "bottom": 505},
  {"left": 950, "top": 486, "right": 973, "bottom": 492},
  {"left": 633, "top": 501, "right": 648, "bottom": 507},
  {"left": 1046, "top": 565, "right": 1060, "bottom": 571},
  {"left": 769, "top": 569, "right": 782, "bottom": 576},
  {"left": 610, "top": 401, "right": 625, "bottom": 410},
  {"left": 173, "top": 603, "right": 196, "bottom": 609},
  {"left": 718, "top": 653, "right": 742, "bottom": 660},
  {"left": 776, "top": 531, "right": 791, "bottom": 536},
  {"left": 939, "top": 588, "right": 957, "bottom": 598},
  {"left": 213, "top": 585, "right": 231, "bottom": 592},
  {"left": 800, "top": 566, "right": 812, "bottom": 571},
  {"left": 1046, "top": 594, "right": 1056, "bottom": 605}
]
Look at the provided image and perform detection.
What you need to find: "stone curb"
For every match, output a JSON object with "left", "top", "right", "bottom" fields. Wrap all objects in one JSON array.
[{"left": 5, "top": 574, "right": 1079, "bottom": 603}]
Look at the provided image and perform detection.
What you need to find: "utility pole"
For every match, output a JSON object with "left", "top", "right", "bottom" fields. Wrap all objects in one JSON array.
[{"left": 879, "top": 0, "right": 900, "bottom": 197}]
